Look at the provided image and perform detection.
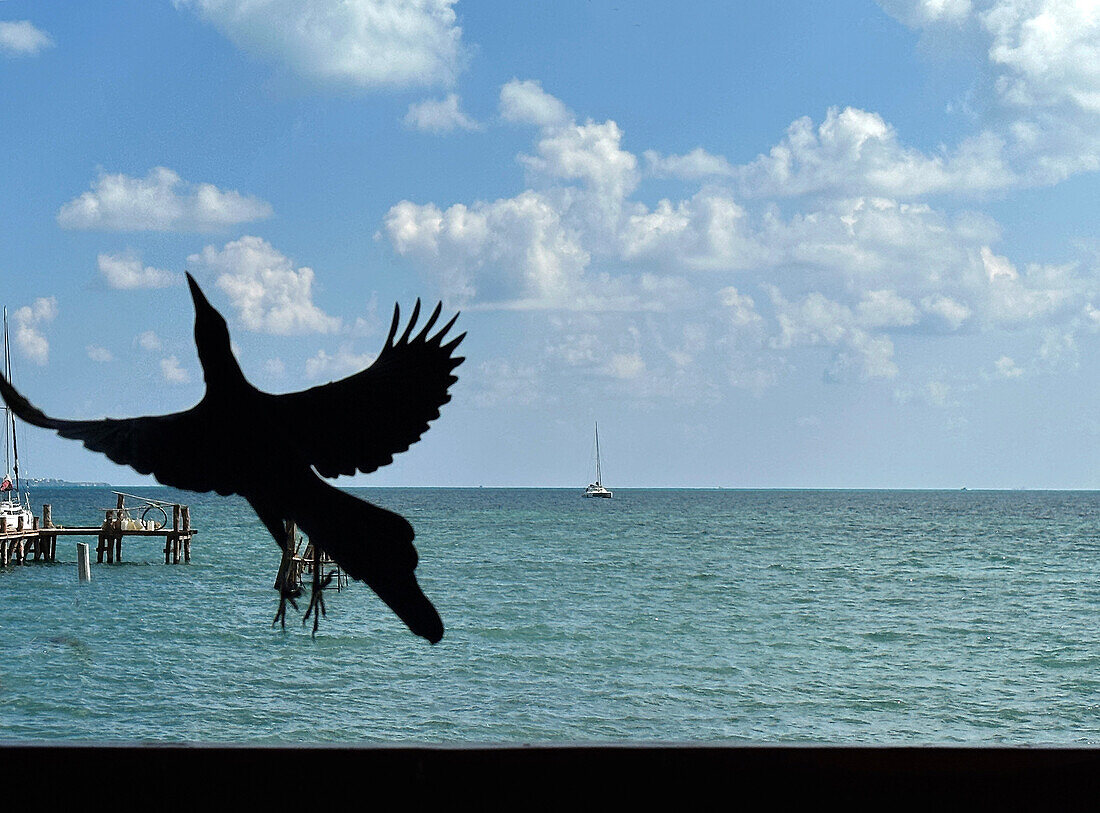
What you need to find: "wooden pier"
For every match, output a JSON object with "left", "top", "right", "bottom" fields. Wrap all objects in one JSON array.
[
  {"left": 274, "top": 519, "right": 347, "bottom": 593},
  {"left": 0, "top": 492, "right": 196, "bottom": 567}
]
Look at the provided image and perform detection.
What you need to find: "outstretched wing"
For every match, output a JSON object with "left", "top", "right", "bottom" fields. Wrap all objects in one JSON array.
[
  {"left": 0, "top": 373, "right": 229, "bottom": 495},
  {"left": 273, "top": 300, "right": 464, "bottom": 478}
]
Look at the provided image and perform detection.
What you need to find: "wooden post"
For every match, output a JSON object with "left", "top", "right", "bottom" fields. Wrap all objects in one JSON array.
[
  {"left": 77, "top": 542, "right": 91, "bottom": 582},
  {"left": 43, "top": 504, "right": 52, "bottom": 528},
  {"left": 173, "top": 504, "right": 180, "bottom": 531},
  {"left": 182, "top": 506, "right": 191, "bottom": 563},
  {"left": 104, "top": 510, "right": 114, "bottom": 563},
  {"left": 274, "top": 520, "right": 298, "bottom": 593},
  {"left": 116, "top": 493, "right": 125, "bottom": 511}
]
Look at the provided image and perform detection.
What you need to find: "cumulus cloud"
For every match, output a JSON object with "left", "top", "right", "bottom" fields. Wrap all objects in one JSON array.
[
  {"left": 877, "top": 0, "right": 973, "bottom": 26},
  {"left": 187, "top": 236, "right": 342, "bottom": 334},
  {"left": 769, "top": 289, "right": 901, "bottom": 381},
  {"left": 994, "top": 354, "right": 1023, "bottom": 378},
  {"left": 263, "top": 358, "right": 286, "bottom": 378},
  {"left": 469, "top": 359, "right": 539, "bottom": 407},
  {"left": 305, "top": 344, "right": 376, "bottom": 380},
  {"left": 404, "top": 93, "right": 481, "bottom": 133},
  {"left": 136, "top": 330, "right": 162, "bottom": 351},
  {"left": 175, "top": 0, "right": 465, "bottom": 89},
  {"left": 86, "top": 345, "right": 114, "bottom": 363},
  {"left": 982, "top": 0, "right": 1100, "bottom": 114},
  {"left": 385, "top": 192, "right": 590, "bottom": 304},
  {"left": 97, "top": 251, "right": 178, "bottom": 289},
  {"left": 643, "top": 147, "right": 735, "bottom": 180},
  {"left": 58, "top": 167, "right": 272, "bottom": 232},
  {"left": 735, "top": 107, "right": 1014, "bottom": 198},
  {"left": 383, "top": 75, "right": 1100, "bottom": 395},
  {"left": 499, "top": 78, "right": 571, "bottom": 127},
  {"left": 877, "top": 1, "right": 1100, "bottom": 186},
  {"left": 160, "top": 356, "right": 190, "bottom": 384},
  {"left": 12, "top": 297, "right": 57, "bottom": 365},
  {"left": 605, "top": 352, "right": 645, "bottom": 380},
  {"left": 0, "top": 20, "right": 53, "bottom": 55}
]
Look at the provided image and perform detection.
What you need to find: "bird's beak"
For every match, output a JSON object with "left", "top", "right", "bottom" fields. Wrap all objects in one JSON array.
[{"left": 186, "top": 272, "right": 213, "bottom": 313}]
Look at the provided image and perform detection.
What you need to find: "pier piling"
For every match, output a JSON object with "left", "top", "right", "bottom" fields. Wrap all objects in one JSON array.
[{"left": 77, "top": 542, "right": 91, "bottom": 582}]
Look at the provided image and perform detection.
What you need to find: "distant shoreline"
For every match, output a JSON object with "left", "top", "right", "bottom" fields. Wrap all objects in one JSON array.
[
  {"left": 54, "top": 483, "right": 1100, "bottom": 492},
  {"left": 23, "top": 479, "right": 113, "bottom": 489}
]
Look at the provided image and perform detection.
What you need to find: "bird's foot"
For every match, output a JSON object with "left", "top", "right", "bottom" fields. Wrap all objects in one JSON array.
[
  {"left": 272, "top": 586, "right": 301, "bottom": 630},
  {"left": 303, "top": 572, "right": 334, "bottom": 637}
]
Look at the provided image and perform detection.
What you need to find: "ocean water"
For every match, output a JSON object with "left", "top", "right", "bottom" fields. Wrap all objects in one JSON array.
[{"left": 2, "top": 487, "right": 1100, "bottom": 744}]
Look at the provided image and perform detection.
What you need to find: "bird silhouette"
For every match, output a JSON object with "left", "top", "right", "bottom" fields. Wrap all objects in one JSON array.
[{"left": 0, "top": 274, "right": 464, "bottom": 643}]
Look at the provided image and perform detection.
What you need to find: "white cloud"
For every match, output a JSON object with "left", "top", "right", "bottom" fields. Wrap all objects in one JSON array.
[
  {"left": 404, "top": 93, "right": 481, "bottom": 133},
  {"left": 385, "top": 192, "right": 589, "bottom": 305},
  {"left": 188, "top": 236, "right": 342, "bottom": 335},
  {"left": 857, "top": 290, "right": 920, "bottom": 328},
  {"left": 719, "top": 287, "right": 764, "bottom": 331},
  {"left": 769, "top": 289, "right": 899, "bottom": 381},
  {"left": 735, "top": 107, "right": 1014, "bottom": 198},
  {"left": 520, "top": 118, "right": 639, "bottom": 200},
  {"left": 982, "top": 0, "right": 1100, "bottom": 113},
  {"left": 160, "top": 356, "right": 190, "bottom": 384},
  {"left": 263, "top": 358, "right": 286, "bottom": 378},
  {"left": 877, "top": 1, "right": 1100, "bottom": 187},
  {"left": 922, "top": 295, "right": 972, "bottom": 330},
  {"left": 994, "top": 355, "right": 1023, "bottom": 378},
  {"left": 175, "top": 0, "right": 465, "bottom": 89},
  {"left": 384, "top": 77, "right": 1100, "bottom": 394},
  {"left": 97, "top": 252, "right": 178, "bottom": 289},
  {"left": 0, "top": 20, "right": 53, "bottom": 56},
  {"left": 605, "top": 352, "right": 645, "bottom": 380},
  {"left": 877, "top": 0, "right": 973, "bottom": 26},
  {"left": 499, "top": 79, "right": 571, "bottom": 127},
  {"left": 305, "top": 345, "right": 376, "bottom": 380},
  {"left": 469, "top": 359, "right": 540, "bottom": 407},
  {"left": 12, "top": 297, "right": 57, "bottom": 366},
  {"left": 86, "top": 345, "right": 114, "bottom": 363},
  {"left": 136, "top": 331, "right": 162, "bottom": 351},
  {"left": 643, "top": 147, "right": 734, "bottom": 180},
  {"left": 58, "top": 167, "right": 272, "bottom": 232}
]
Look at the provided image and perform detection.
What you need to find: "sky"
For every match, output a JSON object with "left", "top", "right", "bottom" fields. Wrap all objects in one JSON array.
[{"left": 3, "top": 0, "right": 1100, "bottom": 488}]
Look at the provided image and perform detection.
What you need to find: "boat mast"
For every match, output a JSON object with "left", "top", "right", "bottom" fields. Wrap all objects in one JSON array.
[
  {"left": 3, "top": 307, "right": 19, "bottom": 493},
  {"left": 594, "top": 422, "right": 602, "bottom": 486}
]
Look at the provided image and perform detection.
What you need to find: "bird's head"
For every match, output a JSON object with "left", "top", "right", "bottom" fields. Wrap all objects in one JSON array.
[{"left": 186, "top": 272, "right": 240, "bottom": 388}]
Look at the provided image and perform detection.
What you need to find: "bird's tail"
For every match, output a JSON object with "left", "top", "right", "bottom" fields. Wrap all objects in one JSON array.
[{"left": 293, "top": 474, "right": 444, "bottom": 644}]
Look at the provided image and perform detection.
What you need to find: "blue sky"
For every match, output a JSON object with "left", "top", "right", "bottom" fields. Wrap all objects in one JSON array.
[{"left": 3, "top": 0, "right": 1100, "bottom": 488}]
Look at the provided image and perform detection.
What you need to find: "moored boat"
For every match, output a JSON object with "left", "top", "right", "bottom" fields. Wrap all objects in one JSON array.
[{"left": 583, "top": 422, "right": 613, "bottom": 499}]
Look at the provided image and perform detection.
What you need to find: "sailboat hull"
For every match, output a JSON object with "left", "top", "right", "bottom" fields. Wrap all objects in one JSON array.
[{"left": 583, "top": 485, "right": 613, "bottom": 498}]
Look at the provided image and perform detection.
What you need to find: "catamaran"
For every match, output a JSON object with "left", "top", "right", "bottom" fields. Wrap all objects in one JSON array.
[
  {"left": 1, "top": 307, "right": 34, "bottom": 533},
  {"left": 583, "top": 422, "right": 613, "bottom": 499}
]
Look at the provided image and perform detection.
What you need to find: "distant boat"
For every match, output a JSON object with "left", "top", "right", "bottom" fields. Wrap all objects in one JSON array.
[
  {"left": 1, "top": 307, "right": 34, "bottom": 533},
  {"left": 583, "top": 422, "right": 613, "bottom": 499}
]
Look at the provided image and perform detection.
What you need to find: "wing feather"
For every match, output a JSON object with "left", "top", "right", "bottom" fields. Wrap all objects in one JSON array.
[{"left": 273, "top": 301, "right": 464, "bottom": 478}]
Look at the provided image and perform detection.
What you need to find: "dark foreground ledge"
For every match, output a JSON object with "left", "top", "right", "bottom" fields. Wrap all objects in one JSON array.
[{"left": 3, "top": 743, "right": 1097, "bottom": 805}]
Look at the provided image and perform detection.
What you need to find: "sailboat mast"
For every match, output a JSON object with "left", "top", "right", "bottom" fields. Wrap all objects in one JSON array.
[
  {"left": 4, "top": 308, "right": 18, "bottom": 492},
  {"left": 594, "top": 422, "right": 602, "bottom": 486},
  {"left": 2, "top": 309, "right": 8, "bottom": 478}
]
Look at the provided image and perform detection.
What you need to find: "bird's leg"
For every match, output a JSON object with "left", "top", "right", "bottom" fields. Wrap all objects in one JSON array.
[
  {"left": 272, "top": 540, "right": 301, "bottom": 629},
  {"left": 303, "top": 542, "right": 333, "bottom": 637},
  {"left": 273, "top": 584, "right": 300, "bottom": 629}
]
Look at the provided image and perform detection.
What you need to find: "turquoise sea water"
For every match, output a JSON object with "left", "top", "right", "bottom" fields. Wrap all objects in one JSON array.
[{"left": 3, "top": 487, "right": 1100, "bottom": 744}]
